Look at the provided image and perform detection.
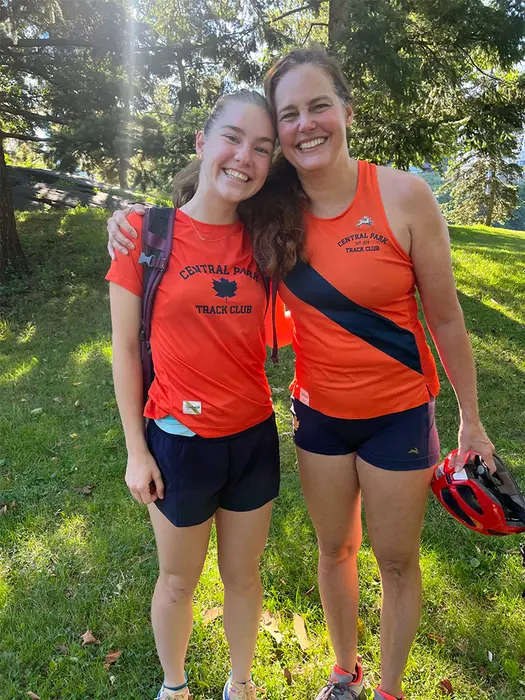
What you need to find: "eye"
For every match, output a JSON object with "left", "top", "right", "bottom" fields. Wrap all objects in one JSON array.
[
  {"left": 279, "top": 112, "right": 297, "bottom": 122},
  {"left": 313, "top": 103, "right": 330, "bottom": 111},
  {"left": 224, "top": 133, "right": 238, "bottom": 143},
  {"left": 255, "top": 146, "right": 271, "bottom": 155}
]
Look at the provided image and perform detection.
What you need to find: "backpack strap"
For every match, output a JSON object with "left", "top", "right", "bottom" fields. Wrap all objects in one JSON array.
[{"left": 139, "top": 207, "right": 176, "bottom": 407}]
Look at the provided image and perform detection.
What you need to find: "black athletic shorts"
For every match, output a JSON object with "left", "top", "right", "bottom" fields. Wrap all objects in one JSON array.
[
  {"left": 291, "top": 398, "right": 440, "bottom": 471},
  {"left": 146, "top": 413, "right": 280, "bottom": 527}
]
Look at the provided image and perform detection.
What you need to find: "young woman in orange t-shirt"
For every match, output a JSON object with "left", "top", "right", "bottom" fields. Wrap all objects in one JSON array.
[{"left": 107, "top": 91, "right": 288, "bottom": 700}]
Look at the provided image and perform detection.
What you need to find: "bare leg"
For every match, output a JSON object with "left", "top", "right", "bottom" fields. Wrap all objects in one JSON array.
[
  {"left": 149, "top": 505, "right": 213, "bottom": 688},
  {"left": 216, "top": 503, "right": 273, "bottom": 682},
  {"left": 297, "top": 447, "right": 362, "bottom": 673},
  {"left": 357, "top": 457, "right": 434, "bottom": 698}
]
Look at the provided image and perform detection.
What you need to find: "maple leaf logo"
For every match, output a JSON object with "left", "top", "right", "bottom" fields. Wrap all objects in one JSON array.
[{"left": 212, "top": 277, "right": 237, "bottom": 301}]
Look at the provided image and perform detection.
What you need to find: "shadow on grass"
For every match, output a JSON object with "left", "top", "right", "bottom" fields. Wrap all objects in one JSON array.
[{"left": 1, "top": 212, "right": 524, "bottom": 698}]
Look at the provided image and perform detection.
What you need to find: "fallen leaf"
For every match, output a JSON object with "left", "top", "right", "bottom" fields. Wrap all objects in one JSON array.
[
  {"left": 74, "top": 485, "right": 94, "bottom": 496},
  {"left": 81, "top": 629, "right": 101, "bottom": 646},
  {"left": 30, "top": 407, "right": 43, "bottom": 415},
  {"left": 104, "top": 649, "right": 121, "bottom": 669},
  {"left": 470, "top": 557, "right": 480, "bottom": 568},
  {"left": 283, "top": 668, "right": 292, "bottom": 685},
  {"left": 439, "top": 679, "right": 454, "bottom": 695},
  {"left": 70, "top": 433, "right": 78, "bottom": 439},
  {"left": 305, "top": 585, "right": 315, "bottom": 596},
  {"left": 74, "top": 400, "right": 80, "bottom": 407},
  {"left": 53, "top": 397, "right": 63, "bottom": 403},
  {"left": 65, "top": 589, "right": 73, "bottom": 598},
  {"left": 27, "top": 693, "right": 40, "bottom": 699},
  {"left": 260, "top": 610, "right": 283, "bottom": 643},
  {"left": 428, "top": 633, "right": 445, "bottom": 644},
  {"left": 55, "top": 644, "right": 68, "bottom": 654},
  {"left": 357, "top": 618, "right": 365, "bottom": 638},
  {"left": 293, "top": 614, "right": 310, "bottom": 650},
  {"left": 488, "top": 650, "right": 493, "bottom": 662},
  {"left": 203, "top": 606, "right": 223, "bottom": 624},
  {"left": 0, "top": 505, "right": 7, "bottom": 516},
  {"left": 72, "top": 382, "right": 83, "bottom": 386}
]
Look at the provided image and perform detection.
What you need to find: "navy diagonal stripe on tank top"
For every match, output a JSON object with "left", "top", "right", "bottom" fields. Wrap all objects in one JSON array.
[{"left": 284, "top": 260, "right": 423, "bottom": 375}]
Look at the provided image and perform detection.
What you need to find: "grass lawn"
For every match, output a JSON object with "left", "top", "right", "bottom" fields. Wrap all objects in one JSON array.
[{"left": 1, "top": 210, "right": 524, "bottom": 700}]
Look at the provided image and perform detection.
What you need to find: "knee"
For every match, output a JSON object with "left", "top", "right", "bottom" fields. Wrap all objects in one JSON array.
[
  {"left": 158, "top": 572, "right": 197, "bottom": 605},
  {"left": 220, "top": 564, "right": 261, "bottom": 595},
  {"left": 377, "top": 552, "right": 420, "bottom": 583},
  {"left": 318, "top": 534, "right": 362, "bottom": 565}
]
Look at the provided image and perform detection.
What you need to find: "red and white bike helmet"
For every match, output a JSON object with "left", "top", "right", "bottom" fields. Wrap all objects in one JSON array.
[{"left": 432, "top": 450, "right": 525, "bottom": 536}]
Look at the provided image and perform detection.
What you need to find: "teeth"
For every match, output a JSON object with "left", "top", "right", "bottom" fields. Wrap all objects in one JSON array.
[
  {"left": 224, "top": 169, "right": 249, "bottom": 182},
  {"left": 298, "top": 137, "right": 327, "bottom": 151}
]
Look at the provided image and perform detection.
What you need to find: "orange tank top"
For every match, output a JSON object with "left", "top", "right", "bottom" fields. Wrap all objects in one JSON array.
[{"left": 279, "top": 160, "right": 440, "bottom": 419}]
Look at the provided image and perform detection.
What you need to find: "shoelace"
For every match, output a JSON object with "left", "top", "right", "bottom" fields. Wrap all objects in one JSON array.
[
  {"left": 228, "top": 680, "right": 256, "bottom": 700},
  {"left": 323, "top": 681, "right": 358, "bottom": 699}
]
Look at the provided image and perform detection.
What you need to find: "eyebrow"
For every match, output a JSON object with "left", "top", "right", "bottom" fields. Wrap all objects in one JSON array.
[
  {"left": 221, "top": 124, "right": 274, "bottom": 144},
  {"left": 277, "top": 95, "right": 333, "bottom": 115}
]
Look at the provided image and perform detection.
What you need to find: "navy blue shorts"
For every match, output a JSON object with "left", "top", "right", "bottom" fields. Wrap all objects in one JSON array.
[
  {"left": 146, "top": 413, "right": 280, "bottom": 527},
  {"left": 291, "top": 398, "right": 440, "bottom": 471}
]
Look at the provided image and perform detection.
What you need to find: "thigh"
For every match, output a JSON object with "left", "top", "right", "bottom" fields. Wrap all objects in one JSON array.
[
  {"left": 297, "top": 447, "right": 362, "bottom": 554},
  {"left": 149, "top": 503, "right": 213, "bottom": 584},
  {"left": 216, "top": 503, "right": 273, "bottom": 580},
  {"left": 357, "top": 456, "right": 434, "bottom": 565}
]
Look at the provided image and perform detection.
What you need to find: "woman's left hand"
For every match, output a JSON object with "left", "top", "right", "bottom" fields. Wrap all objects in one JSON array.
[{"left": 455, "top": 419, "right": 496, "bottom": 473}]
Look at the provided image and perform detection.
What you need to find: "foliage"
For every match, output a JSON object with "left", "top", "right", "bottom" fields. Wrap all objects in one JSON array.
[
  {"left": 326, "top": 0, "right": 525, "bottom": 169},
  {"left": 0, "top": 210, "right": 524, "bottom": 699},
  {"left": 440, "top": 72, "right": 525, "bottom": 226}
]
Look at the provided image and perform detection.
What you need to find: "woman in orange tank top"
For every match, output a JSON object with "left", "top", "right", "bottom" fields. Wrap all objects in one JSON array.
[{"left": 253, "top": 48, "right": 495, "bottom": 700}]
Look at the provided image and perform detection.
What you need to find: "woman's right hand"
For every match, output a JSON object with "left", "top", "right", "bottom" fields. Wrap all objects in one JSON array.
[
  {"left": 125, "top": 448, "right": 165, "bottom": 504},
  {"left": 107, "top": 203, "right": 146, "bottom": 259}
]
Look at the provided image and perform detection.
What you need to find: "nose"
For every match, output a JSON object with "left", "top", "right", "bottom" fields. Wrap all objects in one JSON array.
[
  {"left": 298, "top": 110, "right": 316, "bottom": 133},
  {"left": 234, "top": 141, "right": 251, "bottom": 166}
]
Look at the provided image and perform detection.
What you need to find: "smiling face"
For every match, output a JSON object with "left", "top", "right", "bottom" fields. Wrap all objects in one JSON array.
[
  {"left": 196, "top": 101, "right": 275, "bottom": 205},
  {"left": 273, "top": 64, "right": 353, "bottom": 176}
]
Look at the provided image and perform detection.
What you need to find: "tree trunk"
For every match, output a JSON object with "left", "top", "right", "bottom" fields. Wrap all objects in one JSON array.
[
  {"left": 0, "top": 135, "right": 27, "bottom": 282},
  {"left": 118, "top": 157, "right": 129, "bottom": 189},
  {"left": 484, "top": 167, "right": 495, "bottom": 227},
  {"left": 328, "top": 0, "right": 350, "bottom": 44}
]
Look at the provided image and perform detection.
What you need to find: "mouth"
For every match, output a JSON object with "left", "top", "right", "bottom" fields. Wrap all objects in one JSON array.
[
  {"left": 223, "top": 168, "right": 250, "bottom": 183},
  {"left": 296, "top": 136, "right": 328, "bottom": 152}
]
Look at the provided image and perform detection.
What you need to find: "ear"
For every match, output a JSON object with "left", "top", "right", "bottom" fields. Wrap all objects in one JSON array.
[
  {"left": 195, "top": 130, "right": 205, "bottom": 158},
  {"left": 345, "top": 104, "right": 354, "bottom": 128}
]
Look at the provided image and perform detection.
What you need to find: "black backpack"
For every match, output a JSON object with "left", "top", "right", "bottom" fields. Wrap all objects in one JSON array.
[{"left": 138, "top": 207, "right": 278, "bottom": 408}]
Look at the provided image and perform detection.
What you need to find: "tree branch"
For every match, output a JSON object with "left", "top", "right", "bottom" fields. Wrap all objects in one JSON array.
[
  {"left": 301, "top": 22, "right": 329, "bottom": 47},
  {"left": 0, "top": 132, "right": 51, "bottom": 142},
  {"left": 0, "top": 38, "right": 99, "bottom": 49},
  {"left": 269, "top": 5, "right": 312, "bottom": 23},
  {"left": 0, "top": 104, "right": 70, "bottom": 125}
]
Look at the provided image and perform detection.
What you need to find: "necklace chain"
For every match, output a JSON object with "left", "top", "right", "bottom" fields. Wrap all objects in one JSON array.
[{"left": 187, "top": 214, "right": 238, "bottom": 242}]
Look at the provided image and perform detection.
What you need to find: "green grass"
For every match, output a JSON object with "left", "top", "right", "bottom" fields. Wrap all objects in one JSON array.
[{"left": 1, "top": 212, "right": 525, "bottom": 699}]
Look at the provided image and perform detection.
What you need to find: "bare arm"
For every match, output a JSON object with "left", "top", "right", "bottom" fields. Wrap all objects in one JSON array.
[
  {"left": 407, "top": 177, "right": 495, "bottom": 471},
  {"left": 109, "top": 282, "right": 164, "bottom": 501}
]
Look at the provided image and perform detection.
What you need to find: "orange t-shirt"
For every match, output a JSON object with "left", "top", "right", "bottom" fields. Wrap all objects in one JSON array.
[
  {"left": 106, "top": 210, "right": 273, "bottom": 437},
  {"left": 279, "top": 160, "right": 440, "bottom": 419}
]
